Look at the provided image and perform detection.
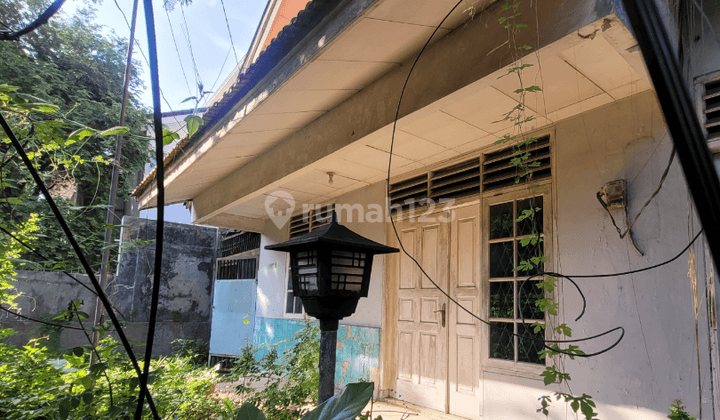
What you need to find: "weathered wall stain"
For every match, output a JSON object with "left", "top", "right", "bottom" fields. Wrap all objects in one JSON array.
[{"left": 2, "top": 217, "right": 220, "bottom": 356}]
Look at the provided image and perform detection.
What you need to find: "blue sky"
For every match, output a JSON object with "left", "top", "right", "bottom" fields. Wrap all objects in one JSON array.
[{"left": 66, "top": 0, "right": 268, "bottom": 111}]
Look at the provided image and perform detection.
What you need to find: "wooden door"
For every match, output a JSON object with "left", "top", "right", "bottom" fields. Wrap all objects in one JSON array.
[
  {"left": 448, "top": 204, "right": 482, "bottom": 419},
  {"left": 393, "top": 215, "right": 450, "bottom": 412}
]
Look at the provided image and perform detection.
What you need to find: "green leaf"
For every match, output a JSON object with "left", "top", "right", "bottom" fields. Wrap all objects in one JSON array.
[
  {"left": 163, "top": 129, "right": 180, "bottom": 145},
  {"left": 235, "top": 402, "right": 267, "bottom": 420},
  {"left": 301, "top": 382, "right": 374, "bottom": 420},
  {"left": 71, "top": 396, "right": 81, "bottom": 409},
  {"left": 68, "top": 128, "right": 95, "bottom": 141},
  {"left": 72, "top": 346, "right": 84, "bottom": 357},
  {"left": 82, "top": 390, "right": 94, "bottom": 404},
  {"left": 16, "top": 103, "right": 60, "bottom": 113},
  {"left": 184, "top": 114, "right": 204, "bottom": 137},
  {"left": 89, "top": 362, "right": 107, "bottom": 378},
  {"left": 59, "top": 400, "right": 70, "bottom": 420},
  {"left": 99, "top": 126, "right": 130, "bottom": 136}
]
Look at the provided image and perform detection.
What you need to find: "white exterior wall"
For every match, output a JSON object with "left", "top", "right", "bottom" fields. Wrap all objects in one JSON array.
[
  {"left": 372, "top": 89, "right": 713, "bottom": 419},
  {"left": 552, "top": 89, "right": 713, "bottom": 419},
  {"left": 480, "top": 90, "right": 715, "bottom": 419},
  {"left": 256, "top": 219, "right": 290, "bottom": 319},
  {"left": 255, "top": 89, "right": 716, "bottom": 418}
]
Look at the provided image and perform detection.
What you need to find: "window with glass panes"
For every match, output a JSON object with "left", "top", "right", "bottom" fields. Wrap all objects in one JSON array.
[
  {"left": 487, "top": 196, "right": 545, "bottom": 365},
  {"left": 285, "top": 261, "right": 304, "bottom": 315}
]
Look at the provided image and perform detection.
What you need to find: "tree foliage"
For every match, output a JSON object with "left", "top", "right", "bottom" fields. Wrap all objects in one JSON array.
[{"left": 0, "top": 0, "right": 151, "bottom": 272}]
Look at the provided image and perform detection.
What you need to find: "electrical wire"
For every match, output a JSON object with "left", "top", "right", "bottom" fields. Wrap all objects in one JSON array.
[
  {"left": 383, "top": 0, "right": 706, "bottom": 360},
  {"left": 219, "top": 0, "right": 239, "bottom": 65},
  {"left": 134, "top": 0, "right": 166, "bottom": 417},
  {"left": 597, "top": 147, "right": 676, "bottom": 240},
  {"left": 0, "top": 113, "right": 160, "bottom": 419},
  {"left": 179, "top": 3, "right": 203, "bottom": 92},
  {"left": 0, "top": 305, "right": 84, "bottom": 330},
  {"left": 164, "top": 6, "right": 193, "bottom": 97},
  {"left": 111, "top": 0, "right": 184, "bottom": 129}
]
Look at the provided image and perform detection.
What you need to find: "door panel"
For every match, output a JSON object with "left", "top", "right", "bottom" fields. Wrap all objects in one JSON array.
[
  {"left": 448, "top": 205, "right": 483, "bottom": 419},
  {"left": 394, "top": 216, "right": 449, "bottom": 412}
]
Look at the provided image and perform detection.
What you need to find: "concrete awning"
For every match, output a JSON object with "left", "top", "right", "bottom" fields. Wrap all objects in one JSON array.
[{"left": 134, "top": 0, "right": 651, "bottom": 231}]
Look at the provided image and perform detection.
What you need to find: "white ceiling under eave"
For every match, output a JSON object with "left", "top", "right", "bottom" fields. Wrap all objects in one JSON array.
[
  {"left": 204, "top": 20, "right": 651, "bottom": 230},
  {"left": 137, "top": 0, "right": 651, "bottom": 232},
  {"left": 137, "top": 0, "right": 475, "bottom": 208}
]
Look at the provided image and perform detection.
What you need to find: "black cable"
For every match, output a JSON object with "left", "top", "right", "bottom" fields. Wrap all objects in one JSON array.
[
  {"left": 0, "top": 0, "right": 66, "bottom": 41},
  {"left": 164, "top": 6, "right": 193, "bottom": 96},
  {"left": 382, "top": 0, "right": 705, "bottom": 361},
  {"left": 179, "top": 3, "right": 202, "bottom": 92},
  {"left": 135, "top": 0, "right": 165, "bottom": 417},
  {"left": 0, "top": 224, "right": 98, "bottom": 296},
  {"left": 0, "top": 305, "right": 84, "bottom": 330},
  {"left": 597, "top": 147, "right": 676, "bottom": 239},
  {"left": 0, "top": 113, "right": 160, "bottom": 418},
  {"left": 219, "top": 0, "right": 239, "bottom": 65}
]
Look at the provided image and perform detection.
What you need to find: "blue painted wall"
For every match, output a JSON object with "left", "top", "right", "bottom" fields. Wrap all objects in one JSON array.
[{"left": 253, "top": 317, "right": 380, "bottom": 389}]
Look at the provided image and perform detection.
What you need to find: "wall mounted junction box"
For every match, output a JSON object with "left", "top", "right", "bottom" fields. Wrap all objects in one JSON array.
[{"left": 602, "top": 179, "right": 627, "bottom": 209}]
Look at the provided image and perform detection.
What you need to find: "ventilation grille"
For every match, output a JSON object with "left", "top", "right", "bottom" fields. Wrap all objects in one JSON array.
[
  {"left": 389, "top": 174, "right": 428, "bottom": 208},
  {"left": 387, "top": 136, "right": 552, "bottom": 209},
  {"left": 482, "top": 136, "right": 551, "bottom": 192},
  {"left": 705, "top": 78, "right": 720, "bottom": 140},
  {"left": 221, "top": 232, "right": 261, "bottom": 257},
  {"left": 430, "top": 158, "right": 481, "bottom": 201},
  {"left": 217, "top": 258, "right": 257, "bottom": 279},
  {"left": 288, "top": 204, "right": 334, "bottom": 238}
]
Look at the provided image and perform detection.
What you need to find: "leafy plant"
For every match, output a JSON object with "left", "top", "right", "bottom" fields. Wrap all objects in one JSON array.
[
  {"left": 232, "top": 320, "right": 320, "bottom": 419},
  {"left": 234, "top": 382, "right": 374, "bottom": 420},
  {"left": 0, "top": 1, "right": 152, "bottom": 273},
  {"left": 668, "top": 399, "right": 697, "bottom": 420},
  {"left": 171, "top": 338, "right": 210, "bottom": 367}
]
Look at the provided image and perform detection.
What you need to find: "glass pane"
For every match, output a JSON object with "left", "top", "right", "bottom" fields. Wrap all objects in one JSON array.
[
  {"left": 516, "top": 197, "right": 543, "bottom": 236},
  {"left": 489, "top": 202, "right": 514, "bottom": 239},
  {"left": 518, "top": 280, "right": 544, "bottom": 320},
  {"left": 518, "top": 322, "right": 545, "bottom": 364},
  {"left": 489, "top": 281, "right": 514, "bottom": 319},
  {"left": 516, "top": 239, "right": 543, "bottom": 276},
  {"left": 294, "top": 296, "right": 303, "bottom": 314},
  {"left": 285, "top": 291, "right": 294, "bottom": 313},
  {"left": 489, "top": 241, "right": 514, "bottom": 278},
  {"left": 489, "top": 322, "right": 514, "bottom": 361}
]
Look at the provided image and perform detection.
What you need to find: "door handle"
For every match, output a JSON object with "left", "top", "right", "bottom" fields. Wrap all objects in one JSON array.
[{"left": 434, "top": 303, "right": 446, "bottom": 327}]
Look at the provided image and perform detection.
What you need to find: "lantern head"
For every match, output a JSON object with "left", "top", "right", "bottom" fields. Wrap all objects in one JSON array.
[{"left": 265, "top": 211, "right": 398, "bottom": 323}]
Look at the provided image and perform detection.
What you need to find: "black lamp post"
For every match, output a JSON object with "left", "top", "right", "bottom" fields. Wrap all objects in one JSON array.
[{"left": 265, "top": 211, "right": 398, "bottom": 403}]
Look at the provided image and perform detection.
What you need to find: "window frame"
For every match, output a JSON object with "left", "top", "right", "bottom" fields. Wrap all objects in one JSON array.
[
  {"left": 283, "top": 256, "right": 305, "bottom": 318},
  {"left": 481, "top": 185, "right": 553, "bottom": 376}
]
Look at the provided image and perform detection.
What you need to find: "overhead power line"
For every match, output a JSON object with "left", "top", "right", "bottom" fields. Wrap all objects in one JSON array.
[
  {"left": 164, "top": 6, "right": 193, "bottom": 96},
  {"left": 219, "top": 0, "right": 239, "bottom": 65}
]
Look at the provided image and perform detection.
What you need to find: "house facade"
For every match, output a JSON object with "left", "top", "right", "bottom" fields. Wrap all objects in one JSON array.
[{"left": 133, "top": 0, "right": 720, "bottom": 418}]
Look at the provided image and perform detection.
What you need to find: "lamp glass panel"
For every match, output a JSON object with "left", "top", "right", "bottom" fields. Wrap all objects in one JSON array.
[
  {"left": 294, "top": 250, "right": 318, "bottom": 291},
  {"left": 330, "top": 251, "right": 366, "bottom": 292}
]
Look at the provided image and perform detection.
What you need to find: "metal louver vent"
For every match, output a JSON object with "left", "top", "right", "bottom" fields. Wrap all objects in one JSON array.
[
  {"left": 429, "top": 157, "right": 481, "bottom": 201},
  {"left": 705, "top": 78, "right": 720, "bottom": 140},
  {"left": 482, "top": 136, "right": 551, "bottom": 192},
  {"left": 389, "top": 174, "right": 428, "bottom": 208},
  {"left": 288, "top": 204, "right": 335, "bottom": 238}
]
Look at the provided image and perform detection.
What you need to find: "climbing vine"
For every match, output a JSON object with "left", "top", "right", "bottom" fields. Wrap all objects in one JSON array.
[{"left": 488, "top": 1, "right": 598, "bottom": 418}]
